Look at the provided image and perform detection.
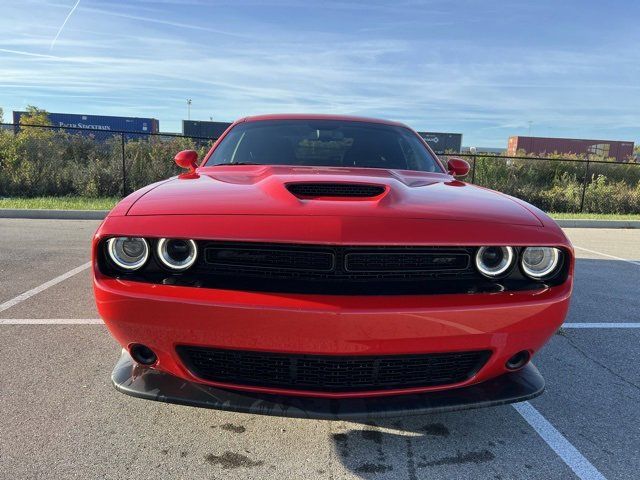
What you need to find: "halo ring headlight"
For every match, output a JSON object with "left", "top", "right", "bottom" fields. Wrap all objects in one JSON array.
[
  {"left": 475, "top": 246, "right": 515, "bottom": 278},
  {"left": 107, "top": 237, "right": 149, "bottom": 270},
  {"left": 157, "top": 238, "right": 198, "bottom": 271},
  {"left": 521, "top": 247, "right": 561, "bottom": 279}
]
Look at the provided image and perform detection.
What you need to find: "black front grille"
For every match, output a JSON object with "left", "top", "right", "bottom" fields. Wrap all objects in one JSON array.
[
  {"left": 287, "top": 182, "right": 385, "bottom": 198},
  {"left": 193, "top": 243, "right": 480, "bottom": 295},
  {"left": 202, "top": 243, "right": 472, "bottom": 280},
  {"left": 177, "top": 346, "right": 491, "bottom": 392}
]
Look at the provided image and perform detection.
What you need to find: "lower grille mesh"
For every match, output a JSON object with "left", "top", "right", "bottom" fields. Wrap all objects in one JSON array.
[{"left": 177, "top": 346, "right": 491, "bottom": 392}]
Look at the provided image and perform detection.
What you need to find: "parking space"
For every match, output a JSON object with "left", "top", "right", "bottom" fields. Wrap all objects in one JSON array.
[
  {"left": 534, "top": 330, "right": 640, "bottom": 479},
  {"left": 0, "top": 220, "right": 638, "bottom": 479},
  {"left": 561, "top": 229, "right": 640, "bottom": 325},
  {"left": 0, "top": 219, "right": 98, "bottom": 304}
]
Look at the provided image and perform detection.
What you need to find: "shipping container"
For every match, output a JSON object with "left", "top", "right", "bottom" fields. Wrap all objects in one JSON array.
[
  {"left": 182, "top": 120, "right": 231, "bottom": 139},
  {"left": 12, "top": 111, "right": 159, "bottom": 137},
  {"left": 417, "top": 132, "right": 463, "bottom": 153},
  {"left": 507, "top": 136, "right": 635, "bottom": 162}
]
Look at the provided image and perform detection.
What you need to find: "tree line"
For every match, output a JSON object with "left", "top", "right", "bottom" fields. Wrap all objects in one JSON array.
[{"left": 1, "top": 107, "right": 638, "bottom": 213}]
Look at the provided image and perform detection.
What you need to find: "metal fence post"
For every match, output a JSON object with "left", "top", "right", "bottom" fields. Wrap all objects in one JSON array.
[
  {"left": 121, "top": 132, "right": 127, "bottom": 197},
  {"left": 579, "top": 157, "right": 590, "bottom": 213},
  {"left": 471, "top": 155, "right": 476, "bottom": 183}
]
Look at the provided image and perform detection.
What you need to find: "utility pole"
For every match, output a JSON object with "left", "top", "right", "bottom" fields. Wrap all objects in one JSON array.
[
  {"left": 527, "top": 120, "right": 533, "bottom": 136},
  {"left": 187, "top": 99, "right": 192, "bottom": 120}
]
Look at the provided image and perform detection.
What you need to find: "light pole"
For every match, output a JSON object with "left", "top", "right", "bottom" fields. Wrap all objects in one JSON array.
[
  {"left": 527, "top": 120, "right": 533, "bottom": 136},
  {"left": 187, "top": 99, "right": 192, "bottom": 120}
]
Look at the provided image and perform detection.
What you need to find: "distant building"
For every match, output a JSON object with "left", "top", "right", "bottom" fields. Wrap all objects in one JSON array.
[
  {"left": 182, "top": 120, "right": 231, "bottom": 139},
  {"left": 12, "top": 111, "right": 159, "bottom": 136},
  {"left": 417, "top": 132, "right": 463, "bottom": 153},
  {"left": 507, "top": 136, "right": 634, "bottom": 162}
]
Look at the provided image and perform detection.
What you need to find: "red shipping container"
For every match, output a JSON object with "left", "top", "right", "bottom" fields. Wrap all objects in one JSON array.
[{"left": 507, "top": 136, "right": 634, "bottom": 162}]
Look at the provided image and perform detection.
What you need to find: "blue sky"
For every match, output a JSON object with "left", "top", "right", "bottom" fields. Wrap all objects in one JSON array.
[{"left": 1, "top": 0, "right": 638, "bottom": 146}]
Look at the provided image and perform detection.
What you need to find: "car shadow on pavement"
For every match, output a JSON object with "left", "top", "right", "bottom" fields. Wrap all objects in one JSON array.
[{"left": 329, "top": 406, "right": 543, "bottom": 479}]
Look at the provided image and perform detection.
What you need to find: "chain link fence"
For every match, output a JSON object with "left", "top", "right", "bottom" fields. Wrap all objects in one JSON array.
[
  {"left": 439, "top": 153, "right": 639, "bottom": 214},
  {"left": 1, "top": 123, "right": 638, "bottom": 214},
  {"left": 0, "top": 123, "right": 214, "bottom": 198}
]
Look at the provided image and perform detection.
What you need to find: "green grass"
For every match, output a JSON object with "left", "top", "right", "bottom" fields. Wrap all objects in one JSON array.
[
  {"left": 0, "top": 196, "right": 119, "bottom": 210},
  {"left": 0, "top": 197, "right": 638, "bottom": 219},
  {"left": 550, "top": 212, "right": 640, "bottom": 221}
]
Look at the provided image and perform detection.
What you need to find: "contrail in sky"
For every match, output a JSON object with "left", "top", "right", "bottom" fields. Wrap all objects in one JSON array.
[{"left": 50, "top": 0, "right": 81, "bottom": 50}]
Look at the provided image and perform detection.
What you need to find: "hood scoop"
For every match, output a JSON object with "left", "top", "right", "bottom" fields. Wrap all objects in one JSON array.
[{"left": 286, "top": 182, "right": 386, "bottom": 199}]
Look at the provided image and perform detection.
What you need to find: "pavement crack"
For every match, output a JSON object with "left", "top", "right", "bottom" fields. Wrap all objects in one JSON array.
[
  {"left": 327, "top": 421, "right": 334, "bottom": 480},
  {"left": 563, "top": 335, "right": 640, "bottom": 393},
  {"left": 395, "top": 420, "right": 417, "bottom": 480}
]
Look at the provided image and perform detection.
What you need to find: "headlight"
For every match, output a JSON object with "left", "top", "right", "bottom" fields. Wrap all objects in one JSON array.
[
  {"left": 475, "top": 246, "right": 514, "bottom": 278},
  {"left": 521, "top": 247, "right": 561, "bottom": 279},
  {"left": 107, "top": 237, "right": 149, "bottom": 270},
  {"left": 157, "top": 238, "right": 198, "bottom": 271}
]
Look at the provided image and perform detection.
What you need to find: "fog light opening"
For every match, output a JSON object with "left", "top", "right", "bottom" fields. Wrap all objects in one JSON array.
[
  {"left": 505, "top": 350, "right": 530, "bottom": 371},
  {"left": 130, "top": 344, "right": 157, "bottom": 366}
]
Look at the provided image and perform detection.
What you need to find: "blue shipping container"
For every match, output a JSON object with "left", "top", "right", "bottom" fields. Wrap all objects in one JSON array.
[{"left": 12, "top": 111, "right": 159, "bottom": 135}]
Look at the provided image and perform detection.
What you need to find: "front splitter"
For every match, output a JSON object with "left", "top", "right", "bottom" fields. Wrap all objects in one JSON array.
[{"left": 111, "top": 350, "right": 544, "bottom": 420}]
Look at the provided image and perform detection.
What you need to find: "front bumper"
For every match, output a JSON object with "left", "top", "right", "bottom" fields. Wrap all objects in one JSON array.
[
  {"left": 112, "top": 349, "right": 544, "bottom": 419},
  {"left": 95, "top": 272, "right": 571, "bottom": 398}
]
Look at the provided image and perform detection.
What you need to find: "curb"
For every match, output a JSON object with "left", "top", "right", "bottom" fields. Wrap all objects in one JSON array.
[
  {"left": 0, "top": 209, "right": 638, "bottom": 228},
  {"left": 0, "top": 209, "right": 108, "bottom": 220},
  {"left": 555, "top": 219, "right": 640, "bottom": 229}
]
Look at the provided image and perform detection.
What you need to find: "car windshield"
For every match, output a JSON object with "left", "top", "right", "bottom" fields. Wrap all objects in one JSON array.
[{"left": 205, "top": 120, "right": 442, "bottom": 172}]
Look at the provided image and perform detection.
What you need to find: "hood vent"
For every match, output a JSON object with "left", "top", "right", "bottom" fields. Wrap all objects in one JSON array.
[{"left": 286, "top": 183, "right": 385, "bottom": 198}]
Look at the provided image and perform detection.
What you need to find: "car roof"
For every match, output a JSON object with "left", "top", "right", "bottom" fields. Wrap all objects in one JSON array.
[{"left": 238, "top": 113, "right": 410, "bottom": 128}]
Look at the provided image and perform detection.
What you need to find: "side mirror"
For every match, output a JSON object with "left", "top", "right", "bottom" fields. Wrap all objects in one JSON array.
[
  {"left": 447, "top": 157, "right": 470, "bottom": 178},
  {"left": 174, "top": 150, "right": 198, "bottom": 173}
]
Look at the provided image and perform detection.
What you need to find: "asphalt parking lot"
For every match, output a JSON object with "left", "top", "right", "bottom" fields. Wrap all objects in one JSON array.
[{"left": 0, "top": 219, "right": 638, "bottom": 480}]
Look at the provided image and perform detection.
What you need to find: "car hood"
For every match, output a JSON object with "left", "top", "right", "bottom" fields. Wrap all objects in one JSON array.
[{"left": 125, "top": 165, "right": 542, "bottom": 226}]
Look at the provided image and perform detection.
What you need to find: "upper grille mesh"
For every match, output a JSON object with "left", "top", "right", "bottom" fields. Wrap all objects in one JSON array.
[
  {"left": 287, "top": 183, "right": 385, "bottom": 198},
  {"left": 202, "top": 243, "right": 472, "bottom": 280}
]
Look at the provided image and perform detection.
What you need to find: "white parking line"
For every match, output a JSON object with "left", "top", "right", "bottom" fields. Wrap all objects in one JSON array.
[
  {"left": 0, "top": 261, "right": 91, "bottom": 313},
  {"left": 564, "top": 323, "right": 640, "bottom": 329},
  {"left": 574, "top": 246, "right": 640, "bottom": 267},
  {"left": 0, "top": 318, "right": 102, "bottom": 325},
  {"left": 513, "top": 402, "right": 607, "bottom": 480}
]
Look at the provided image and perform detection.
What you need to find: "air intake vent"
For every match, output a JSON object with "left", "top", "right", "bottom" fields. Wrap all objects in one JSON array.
[
  {"left": 177, "top": 346, "right": 491, "bottom": 392},
  {"left": 286, "top": 183, "right": 385, "bottom": 198}
]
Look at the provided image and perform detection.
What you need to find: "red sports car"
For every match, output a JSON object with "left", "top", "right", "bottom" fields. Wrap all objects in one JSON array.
[{"left": 93, "top": 114, "right": 573, "bottom": 419}]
